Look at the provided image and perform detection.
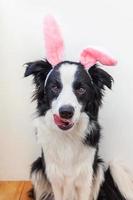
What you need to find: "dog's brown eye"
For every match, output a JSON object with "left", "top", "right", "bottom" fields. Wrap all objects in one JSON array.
[
  {"left": 75, "top": 87, "right": 86, "bottom": 95},
  {"left": 51, "top": 85, "right": 60, "bottom": 93}
]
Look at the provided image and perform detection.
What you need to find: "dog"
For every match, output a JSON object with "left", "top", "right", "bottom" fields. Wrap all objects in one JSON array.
[{"left": 24, "top": 16, "right": 133, "bottom": 200}]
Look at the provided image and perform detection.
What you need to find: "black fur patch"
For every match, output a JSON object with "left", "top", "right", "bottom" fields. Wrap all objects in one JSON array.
[
  {"left": 31, "top": 151, "right": 46, "bottom": 176},
  {"left": 89, "top": 65, "right": 113, "bottom": 90},
  {"left": 28, "top": 188, "right": 35, "bottom": 199},
  {"left": 45, "top": 68, "right": 62, "bottom": 106},
  {"left": 98, "top": 168, "right": 126, "bottom": 200},
  {"left": 86, "top": 65, "right": 113, "bottom": 120},
  {"left": 73, "top": 64, "right": 113, "bottom": 121},
  {"left": 24, "top": 60, "right": 52, "bottom": 116},
  {"left": 24, "top": 60, "right": 52, "bottom": 78},
  {"left": 29, "top": 151, "right": 52, "bottom": 200},
  {"left": 93, "top": 148, "right": 104, "bottom": 174},
  {"left": 83, "top": 121, "right": 101, "bottom": 147},
  {"left": 73, "top": 64, "right": 95, "bottom": 112}
]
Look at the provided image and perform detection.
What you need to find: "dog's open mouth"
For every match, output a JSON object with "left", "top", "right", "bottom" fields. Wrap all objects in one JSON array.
[{"left": 53, "top": 114, "right": 74, "bottom": 131}]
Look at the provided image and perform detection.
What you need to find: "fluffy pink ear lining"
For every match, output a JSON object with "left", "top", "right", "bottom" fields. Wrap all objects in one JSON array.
[
  {"left": 44, "top": 16, "right": 64, "bottom": 66},
  {"left": 80, "top": 48, "right": 117, "bottom": 68}
]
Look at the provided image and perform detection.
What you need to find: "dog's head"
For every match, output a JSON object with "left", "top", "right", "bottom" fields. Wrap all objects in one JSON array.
[
  {"left": 24, "top": 60, "right": 113, "bottom": 132},
  {"left": 24, "top": 16, "right": 116, "bottom": 133}
]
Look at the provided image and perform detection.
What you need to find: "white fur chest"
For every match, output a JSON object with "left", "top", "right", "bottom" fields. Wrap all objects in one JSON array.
[{"left": 35, "top": 114, "right": 96, "bottom": 184}]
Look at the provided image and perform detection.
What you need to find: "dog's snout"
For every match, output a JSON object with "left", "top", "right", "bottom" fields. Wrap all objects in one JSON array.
[{"left": 59, "top": 105, "right": 74, "bottom": 119}]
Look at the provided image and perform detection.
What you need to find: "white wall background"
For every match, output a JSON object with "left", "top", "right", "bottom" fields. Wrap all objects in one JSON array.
[{"left": 0, "top": 0, "right": 133, "bottom": 180}]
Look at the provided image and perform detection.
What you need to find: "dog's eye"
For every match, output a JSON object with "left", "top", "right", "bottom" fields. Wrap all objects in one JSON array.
[
  {"left": 51, "top": 85, "right": 60, "bottom": 93},
  {"left": 75, "top": 87, "right": 86, "bottom": 95}
]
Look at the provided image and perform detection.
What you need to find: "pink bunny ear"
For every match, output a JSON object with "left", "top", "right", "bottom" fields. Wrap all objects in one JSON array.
[
  {"left": 80, "top": 48, "right": 117, "bottom": 68},
  {"left": 44, "top": 16, "right": 64, "bottom": 66}
]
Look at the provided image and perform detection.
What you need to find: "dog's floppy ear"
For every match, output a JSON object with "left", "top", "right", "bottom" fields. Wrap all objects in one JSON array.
[
  {"left": 24, "top": 60, "right": 52, "bottom": 78},
  {"left": 89, "top": 65, "right": 113, "bottom": 90},
  {"left": 24, "top": 60, "right": 52, "bottom": 115},
  {"left": 85, "top": 66, "right": 113, "bottom": 120}
]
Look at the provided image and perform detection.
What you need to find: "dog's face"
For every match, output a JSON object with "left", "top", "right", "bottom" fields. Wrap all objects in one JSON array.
[
  {"left": 45, "top": 61, "right": 95, "bottom": 131},
  {"left": 25, "top": 60, "right": 113, "bottom": 132}
]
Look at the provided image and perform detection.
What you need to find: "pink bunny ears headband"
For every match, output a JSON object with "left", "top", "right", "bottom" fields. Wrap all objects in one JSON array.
[{"left": 44, "top": 16, "right": 117, "bottom": 69}]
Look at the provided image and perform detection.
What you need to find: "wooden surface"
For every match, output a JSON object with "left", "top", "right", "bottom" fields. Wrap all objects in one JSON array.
[{"left": 0, "top": 181, "right": 32, "bottom": 200}]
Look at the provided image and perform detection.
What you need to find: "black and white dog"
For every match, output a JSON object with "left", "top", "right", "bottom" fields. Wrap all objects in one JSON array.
[
  {"left": 24, "top": 16, "right": 133, "bottom": 200},
  {"left": 25, "top": 60, "right": 133, "bottom": 200}
]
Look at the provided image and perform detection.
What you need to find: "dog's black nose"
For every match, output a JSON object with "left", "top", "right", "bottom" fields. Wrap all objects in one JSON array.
[{"left": 59, "top": 105, "right": 74, "bottom": 119}]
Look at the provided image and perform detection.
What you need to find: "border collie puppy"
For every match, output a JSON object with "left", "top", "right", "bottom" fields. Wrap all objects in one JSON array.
[{"left": 24, "top": 16, "right": 133, "bottom": 200}]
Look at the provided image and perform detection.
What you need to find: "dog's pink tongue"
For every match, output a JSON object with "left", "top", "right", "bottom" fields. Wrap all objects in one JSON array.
[{"left": 53, "top": 114, "right": 70, "bottom": 126}]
